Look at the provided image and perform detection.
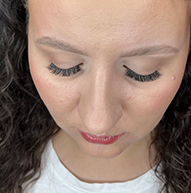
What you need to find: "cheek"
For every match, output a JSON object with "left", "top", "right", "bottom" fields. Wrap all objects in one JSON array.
[
  {"left": 29, "top": 63, "right": 79, "bottom": 123},
  {"left": 144, "top": 79, "right": 182, "bottom": 122},
  {"left": 149, "top": 66, "right": 186, "bottom": 116},
  {"left": 148, "top": 84, "right": 176, "bottom": 115},
  {"left": 128, "top": 75, "right": 184, "bottom": 137}
]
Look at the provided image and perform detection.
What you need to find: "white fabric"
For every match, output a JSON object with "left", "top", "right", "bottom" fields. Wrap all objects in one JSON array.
[{"left": 26, "top": 140, "right": 163, "bottom": 193}]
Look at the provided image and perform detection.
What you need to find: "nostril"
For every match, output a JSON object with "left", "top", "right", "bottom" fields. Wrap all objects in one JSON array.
[{"left": 78, "top": 103, "right": 123, "bottom": 136}]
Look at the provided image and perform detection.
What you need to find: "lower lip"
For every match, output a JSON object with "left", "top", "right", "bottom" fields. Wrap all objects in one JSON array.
[{"left": 78, "top": 130, "right": 125, "bottom": 145}]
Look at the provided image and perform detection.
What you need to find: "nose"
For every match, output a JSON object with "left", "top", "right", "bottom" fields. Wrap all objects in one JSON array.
[{"left": 78, "top": 67, "right": 123, "bottom": 135}]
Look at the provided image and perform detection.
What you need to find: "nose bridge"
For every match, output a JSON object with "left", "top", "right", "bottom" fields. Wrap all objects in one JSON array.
[{"left": 78, "top": 65, "right": 123, "bottom": 135}]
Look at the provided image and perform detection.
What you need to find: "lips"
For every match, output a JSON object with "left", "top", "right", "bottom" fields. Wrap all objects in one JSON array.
[{"left": 78, "top": 130, "right": 125, "bottom": 145}]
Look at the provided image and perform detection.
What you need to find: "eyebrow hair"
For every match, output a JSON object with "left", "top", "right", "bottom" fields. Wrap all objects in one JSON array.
[
  {"left": 121, "top": 45, "right": 179, "bottom": 57},
  {"left": 35, "top": 36, "right": 179, "bottom": 57},
  {"left": 35, "top": 37, "right": 85, "bottom": 55}
]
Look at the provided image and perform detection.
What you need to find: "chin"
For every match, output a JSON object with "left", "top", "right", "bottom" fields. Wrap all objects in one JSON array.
[{"left": 79, "top": 143, "right": 128, "bottom": 159}]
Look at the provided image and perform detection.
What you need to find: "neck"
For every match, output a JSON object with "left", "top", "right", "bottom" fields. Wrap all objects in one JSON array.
[{"left": 51, "top": 130, "right": 156, "bottom": 183}]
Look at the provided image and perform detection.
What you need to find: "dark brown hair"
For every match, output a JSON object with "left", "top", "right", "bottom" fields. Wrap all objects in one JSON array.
[{"left": 0, "top": 0, "right": 191, "bottom": 192}]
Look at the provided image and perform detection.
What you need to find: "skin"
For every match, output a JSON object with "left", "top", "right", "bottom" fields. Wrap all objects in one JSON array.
[{"left": 28, "top": 0, "right": 190, "bottom": 183}]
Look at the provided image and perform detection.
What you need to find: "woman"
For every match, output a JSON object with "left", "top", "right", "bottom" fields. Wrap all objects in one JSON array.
[{"left": 0, "top": 0, "right": 191, "bottom": 192}]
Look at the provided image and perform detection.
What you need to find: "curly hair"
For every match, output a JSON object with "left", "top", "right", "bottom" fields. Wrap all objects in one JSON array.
[
  {"left": 0, "top": 0, "right": 59, "bottom": 192},
  {"left": 0, "top": 0, "right": 191, "bottom": 193}
]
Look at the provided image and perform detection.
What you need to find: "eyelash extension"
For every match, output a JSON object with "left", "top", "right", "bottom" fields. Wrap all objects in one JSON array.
[
  {"left": 124, "top": 66, "right": 161, "bottom": 82},
  {"left": 48, "top": 62, "right": 83, "bottom": 77}
]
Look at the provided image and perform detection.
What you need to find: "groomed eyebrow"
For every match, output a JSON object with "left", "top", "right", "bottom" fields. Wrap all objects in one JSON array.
[
  {"left": 122, "top": 45, "right": 179, "bottom": 57},
  {"left": 35, "top": 36, "right": 179, "bottom": 56},
  {"left": 35, "top": 37, "right": 85, "bottom": 55}
]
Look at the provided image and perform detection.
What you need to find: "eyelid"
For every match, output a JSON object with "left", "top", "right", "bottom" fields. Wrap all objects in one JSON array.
[
  {"left": 123, "top": 65, "right": 161, "bottom": 82},
  {"left": 47, "top": 62, "right": 83, "bottom": 77},
  {"left": 48, "top": 62, "right": 161, "bottom": 81}
]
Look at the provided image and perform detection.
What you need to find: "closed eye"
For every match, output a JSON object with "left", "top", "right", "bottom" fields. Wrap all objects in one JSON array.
[
  {"left": 123, "top": 65, "right": 161, "bottom": 82},
  {"left": 47, "top": 62, "right": 83, "bottom": 77}
]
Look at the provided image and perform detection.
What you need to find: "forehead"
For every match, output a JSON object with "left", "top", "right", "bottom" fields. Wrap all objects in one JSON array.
[{"left": 28, "top": 0, "right": 190, "bottom": 53}]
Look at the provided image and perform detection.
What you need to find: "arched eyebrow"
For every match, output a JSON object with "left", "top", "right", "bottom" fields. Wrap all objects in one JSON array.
[
  {"left": 121, "top": 45, "right": 179, "bottom": 57},
  {"left": 35, "top": 36, "right": 179, "bottom": 56},
  {"left": 35, "top": 37, "right": 85, "bottom": 55}
]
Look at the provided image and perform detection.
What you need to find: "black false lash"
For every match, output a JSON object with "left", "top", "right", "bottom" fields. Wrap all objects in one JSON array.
[
  {"left": 124, "top": 65, "right": 161, "bottom": 82},
  {"left": 48, "top": 62, "right": 82, "bottom": 77}
]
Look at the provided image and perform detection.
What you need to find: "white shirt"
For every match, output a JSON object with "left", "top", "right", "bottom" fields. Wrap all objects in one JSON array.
[{"left": 26, "top": 140, "right": 163, "bottom": 193}]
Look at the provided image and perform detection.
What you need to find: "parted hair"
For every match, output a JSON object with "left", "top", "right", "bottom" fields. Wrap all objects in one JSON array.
[{"left": 0, "top": 0, "right": 191, "bottom": 193}]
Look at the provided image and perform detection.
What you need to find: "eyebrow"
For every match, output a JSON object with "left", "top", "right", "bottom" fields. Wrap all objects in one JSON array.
[
  {"left": 122, "top": 45, "right": 179, "bottom": 57},
  {"left": 35, "top": 37, "right": 85, "bottom": 55},
  {"left": 35, "top": 36, "right": 179, "bottom": 56}
]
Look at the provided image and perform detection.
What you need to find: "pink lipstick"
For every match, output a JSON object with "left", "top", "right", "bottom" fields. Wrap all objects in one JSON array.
[{"left": 78, "top": 130, "right": 125, "bottom": 145}]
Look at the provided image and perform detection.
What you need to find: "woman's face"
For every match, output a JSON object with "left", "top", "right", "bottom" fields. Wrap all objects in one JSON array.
[{"left": 28, "top": 0, "right": 190, "bottom": 158}]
